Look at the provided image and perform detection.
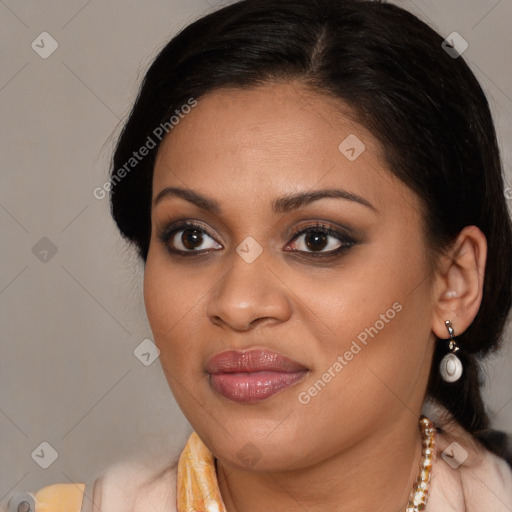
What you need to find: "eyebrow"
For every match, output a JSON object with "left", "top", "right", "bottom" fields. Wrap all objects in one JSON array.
[{"left": 153, "top": 186, "right": 378, "bottom": 214}]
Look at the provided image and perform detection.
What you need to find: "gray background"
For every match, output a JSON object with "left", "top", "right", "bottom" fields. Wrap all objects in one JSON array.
[{"left": 1, "top": 0, "right": 511, "bottom": 497}]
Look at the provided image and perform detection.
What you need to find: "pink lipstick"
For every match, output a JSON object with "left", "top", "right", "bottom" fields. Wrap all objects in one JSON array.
[{"left": 205, "top": 349, "right": 308, "bottom": 403}]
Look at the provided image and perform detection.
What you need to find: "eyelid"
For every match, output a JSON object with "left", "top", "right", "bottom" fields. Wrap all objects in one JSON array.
[
  {"left": 286, "top": 221, "right": 355, "bottom": 241},
  {"left": 157, "top": 218, "right": 220, "bottom": 240}
]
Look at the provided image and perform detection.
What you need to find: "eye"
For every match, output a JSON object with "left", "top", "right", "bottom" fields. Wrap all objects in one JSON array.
[
  {"left": 284, "top": 223, "right": 356, "bottom": 256},
  {"left": 156, "top": 221, "right": 222, "bottom": 255},
  {"left": 157, "top": 220, "right": 357, "bottom": 258}
]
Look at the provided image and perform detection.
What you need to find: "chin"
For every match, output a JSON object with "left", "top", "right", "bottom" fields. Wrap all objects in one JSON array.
[
  {"left": 213, "top": 435, "right": 312, "bottom": 473},
  {"left": 190, "top": 413, "right": 322, "bottom": 473}
]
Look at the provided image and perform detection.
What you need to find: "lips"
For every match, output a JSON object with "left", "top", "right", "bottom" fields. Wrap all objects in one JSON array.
[
  {"left": 205, "top": 349, "right": 307, "bottom": 373},
  {"left": 205, "top": 349, "right": 308, "bottom": 403}
]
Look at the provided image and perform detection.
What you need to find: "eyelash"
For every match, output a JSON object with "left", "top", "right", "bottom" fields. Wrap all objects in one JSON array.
[{"left": 156, "top": 220, "right": 357, "bottom": 259}]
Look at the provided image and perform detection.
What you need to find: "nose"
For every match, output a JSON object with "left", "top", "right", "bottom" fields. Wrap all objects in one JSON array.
[{"left": 205, "top": 247, "right": 292, "bottom": 332}]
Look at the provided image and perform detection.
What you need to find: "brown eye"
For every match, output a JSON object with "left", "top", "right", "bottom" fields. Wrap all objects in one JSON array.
[
  {"left": 157, "top": 222, "right": 222, "bottom": 254},
  {"left": 286, "top": 224, "right": 355, "bottom": 255},
  {"left": 304, "top": 231, "right": 328, "bottom": 251},
  {"left": 180, "top": 228, "right": 205, "bottom": 250}
]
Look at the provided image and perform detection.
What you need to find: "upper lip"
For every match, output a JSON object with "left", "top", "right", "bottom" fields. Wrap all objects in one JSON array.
[{"left": 205, "top": 348, "right": 308, "bottom": 374}]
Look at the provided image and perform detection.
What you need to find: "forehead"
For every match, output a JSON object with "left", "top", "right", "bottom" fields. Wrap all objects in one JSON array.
[{"left": 152, "top": 81, "right": 416, "bottom": 216}]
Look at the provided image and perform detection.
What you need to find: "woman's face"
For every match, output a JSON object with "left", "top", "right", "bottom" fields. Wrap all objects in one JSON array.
[{"left": 144, "top": 81, "right": 437, "bottom": 471}]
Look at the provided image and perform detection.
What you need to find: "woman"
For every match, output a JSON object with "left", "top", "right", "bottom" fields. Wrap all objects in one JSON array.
[{"left": 5, "top": 0, "right": 512, "bottom": 510}]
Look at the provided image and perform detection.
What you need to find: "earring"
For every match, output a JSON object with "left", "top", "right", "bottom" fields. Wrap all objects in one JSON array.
[{"left": 439, "top": 320, "right": 463, "bottom": 382}]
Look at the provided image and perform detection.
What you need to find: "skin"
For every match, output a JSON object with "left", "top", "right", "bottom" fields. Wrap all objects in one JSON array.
[{"left": 143, "top": 81, "right": 487, "bottom": 512}]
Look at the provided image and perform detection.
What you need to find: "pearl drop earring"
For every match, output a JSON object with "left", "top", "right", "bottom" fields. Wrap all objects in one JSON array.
[{"left": 439, "top": 320, "right": 463, "bottom": 382}]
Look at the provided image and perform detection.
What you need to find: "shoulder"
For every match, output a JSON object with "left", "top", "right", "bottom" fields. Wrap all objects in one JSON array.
[
  {"left": 424, "top": 403, "right": 512, "bottom": 511},
  {"left": 0, "top": 459, "right": 178, "bottom": 512},
  {"left": 90, "top": 457, "right": 178, "bottom": 512}
]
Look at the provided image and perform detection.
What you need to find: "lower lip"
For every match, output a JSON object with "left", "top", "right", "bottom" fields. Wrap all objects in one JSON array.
[{"left": 209, "top": 370, "right": 307, "bottom": 403}]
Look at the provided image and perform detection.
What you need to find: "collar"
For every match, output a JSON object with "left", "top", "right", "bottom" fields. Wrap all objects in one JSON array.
[{"left": 177, "top": 431, "right": 226, "bottom": 512}]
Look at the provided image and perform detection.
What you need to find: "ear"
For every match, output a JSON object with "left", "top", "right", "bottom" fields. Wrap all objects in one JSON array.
[{"left": 431, "top": 225, "right": 487, "bottom": 340}]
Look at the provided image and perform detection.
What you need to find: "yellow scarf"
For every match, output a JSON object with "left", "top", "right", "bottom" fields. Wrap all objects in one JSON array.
[{"left": 177, "top": 432, "right": 227, "bottom": 512}]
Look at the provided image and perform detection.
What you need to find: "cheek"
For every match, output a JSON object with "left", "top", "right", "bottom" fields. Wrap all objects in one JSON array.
[
  {"left": 304, "top": 226, "right": 432, "bottom": 387},
  {"left": 302, "top": 242, "right": 419, "bottom": 347},
  {"left": 143, "top": 254, "right": 210, "bottom": 414},
  {"left": 143, "top": 252, "right": 199, "bottom": 358}
]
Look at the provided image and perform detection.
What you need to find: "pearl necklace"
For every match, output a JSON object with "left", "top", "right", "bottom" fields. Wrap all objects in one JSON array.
[{"left": 405, "top": 415, "right": 437, "bottom": 511}]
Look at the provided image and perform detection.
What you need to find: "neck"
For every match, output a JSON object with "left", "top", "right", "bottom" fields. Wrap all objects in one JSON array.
[{"left": 216, "top": 412, "right": 424, "bottom": 512}]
